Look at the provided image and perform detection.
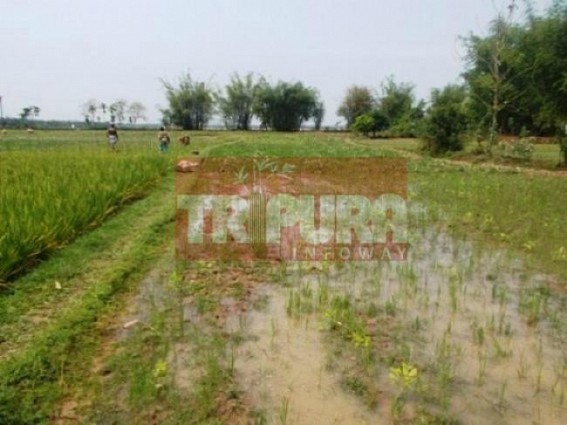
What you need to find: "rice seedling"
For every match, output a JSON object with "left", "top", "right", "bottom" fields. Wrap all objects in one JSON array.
[{"left": 278, "top": 397, "right": 290, "bottom": 425}]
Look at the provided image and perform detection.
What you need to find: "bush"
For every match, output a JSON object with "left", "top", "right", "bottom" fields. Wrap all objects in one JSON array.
[
  {"left": 351, "top": 114, "right": 375, "bottom": 135},
  {"left": 423, "top": 85, "right": 469, "bottom": 154},
  {"left": 496, "top": 138, "right": 535, "bottom": 162},
  {"left": 351, "top": 110, "right": 389, "bottom": 137}
]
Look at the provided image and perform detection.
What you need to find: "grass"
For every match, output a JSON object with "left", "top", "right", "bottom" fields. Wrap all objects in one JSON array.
[
  {"left": 0, "top": 177, "right": 174, "bottom": 424},
  {"left": 0, "top": 129, "right": 237, "bottom": 282},
  {"left": 208, "top": 131, "right": 399, "bottom": 157},
  {"left": 1, "top": 129, "right": 566, "bottom": 424},
  {"left": 410, "top": 158, "right": 567, "bottom": 282},
  {"left": 0, "top": 132, "right": 172, "bottom": 282}
]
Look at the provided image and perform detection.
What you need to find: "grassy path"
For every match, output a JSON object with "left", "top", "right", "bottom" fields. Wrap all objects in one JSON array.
[
  {"left": 0, "top": 175, "right": 176, "bottom": 424},
  {"left": 0, "top": 177, "right": 174, "bottom": 359},
  {"left": 0, "top": 135, "right": 242, "bottom": 424}
]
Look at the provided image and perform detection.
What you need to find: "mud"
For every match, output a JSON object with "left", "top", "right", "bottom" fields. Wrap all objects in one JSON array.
[{"left": 231, "top": 284, "right": 385, "bottom": 424}]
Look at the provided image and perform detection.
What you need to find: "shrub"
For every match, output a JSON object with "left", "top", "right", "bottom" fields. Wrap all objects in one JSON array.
[
  {"left": 423, "top": 85, "right": 469, "bottom": 154},
  {"left": 496, "top": 138, "right": 535, "bottom": 162},
  {"left": 351, "top": 110, "right": 389, "bottom": 137},
  {"left": 351, "top": 114, "right": 375, "bottom": 136}
]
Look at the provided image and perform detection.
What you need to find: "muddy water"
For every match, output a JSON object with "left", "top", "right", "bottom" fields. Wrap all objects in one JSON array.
[
  {"left": 232, "top": 222, "right": 565, "bottom": 424},
  {"left": 230, "top": 285, "right": 385, "bottom": 424},
  {"left": 314, "top": 226, "right": 566, "bottom": 425}
]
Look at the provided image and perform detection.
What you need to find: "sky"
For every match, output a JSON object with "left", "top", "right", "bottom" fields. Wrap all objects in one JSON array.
[{"left": 0, "top": 0, "right": 555, "bottom": 126}]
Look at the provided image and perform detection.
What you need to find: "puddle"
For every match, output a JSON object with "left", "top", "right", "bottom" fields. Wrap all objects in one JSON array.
[
  {"left": 279, "top": 225, "right": 566, "bottom": 424},
  {"left": 110, "top": 229, "right": 565, "bottom": 424},
  {"left": 231, "top": 285, "right": 385, "bottom": 424}
]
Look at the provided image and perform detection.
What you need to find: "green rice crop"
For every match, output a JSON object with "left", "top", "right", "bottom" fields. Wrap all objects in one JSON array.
[
  {"left": 410, "top": 159, "right": 567, "bottom": 281},
  {"left": 0, "top": 146, "right": 169, "bottom": 281}
]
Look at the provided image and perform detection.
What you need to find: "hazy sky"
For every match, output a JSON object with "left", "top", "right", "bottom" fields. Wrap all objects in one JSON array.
[{"left": 0, "top": 0, "right": 554, "bottom": 126}]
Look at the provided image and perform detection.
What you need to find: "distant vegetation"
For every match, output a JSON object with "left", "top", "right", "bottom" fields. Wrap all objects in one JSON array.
[
  {"left": 2, "top": 1, "right": 565, "bottom": 163},
  {"left": 341, "top": 1, "right": 567, "bottom": 158},
  {"left": 161, "top": 72, "right": 324, "bottom": 132}
]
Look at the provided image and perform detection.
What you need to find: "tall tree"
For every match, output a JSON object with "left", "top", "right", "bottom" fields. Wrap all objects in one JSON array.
[
  {"left": 463, "top": 0, "right": 567, "bottom": 138},
  {"left": 517, "top": 1, "right": 567, "bottom": 131},
  {"left": 219, "top": 73, "right": 260, "bottom": 130},
  {"left": 253, "top": 81, "right": 320, "bottom": 131},
  {"left": 463, "top": 1, "right": 521, "bottom": 148},
  {"left": 378, "top": 77, "right": 415, "bottom": 127},
  {"left": 337, "top": 86, "right": 374, "bottom": 127},
  {"left": 162, "top": 73, "right": 216, "bottom": 130}
]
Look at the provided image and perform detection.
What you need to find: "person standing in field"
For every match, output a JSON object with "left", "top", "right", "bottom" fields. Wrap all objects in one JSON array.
[
  {"left": 158, "top": 126, "right": 170, "bottom": 153},
  {"left": 107, "top": 123, "right": 119, "bottom": 149}
]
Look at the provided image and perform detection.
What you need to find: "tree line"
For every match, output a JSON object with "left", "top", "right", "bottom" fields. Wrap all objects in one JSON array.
[
  {"left": 336, "top": 78, "right": 425, "bottom": 138},
  {"left": 161, "top": 73, "right": 324, "bottom": 132},
  {"left": 80, "top": 99, "right": 147, "bottom": 125},
  {"left": 336, "top": 0, "right": 567, "bottom": 158},
  {"left": 427, "top": 0, "right": 567, "bottom": 157}
]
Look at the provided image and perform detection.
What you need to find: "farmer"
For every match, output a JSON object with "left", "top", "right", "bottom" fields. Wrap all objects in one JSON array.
[
  {"left": 107, "top": 123, "right": 119, "bottom": 149},
  {"left": 158, "top": 126, "right": 171, "bottom": 153}
]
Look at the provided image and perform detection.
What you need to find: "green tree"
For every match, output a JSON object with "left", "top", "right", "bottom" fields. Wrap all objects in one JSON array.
[
  {"left": 337, "top": 86, "right": 374, "bottom": 127},
  {"left": 423, "top": 85, "right": 470, "bottom": 154},
  {"left": 219, "top": 73, "right": 260, "bottom": 130},
  {"left": 351, "top": 109, "right": 389, "bottom": 137},
  {"left": 253, "top": 81, "right": 320, "bottom": 131},
  {"left": 351, "top": 114, "right": 375, "bottom": 136},
  {"left": 460, "top": 1, "right": 553, "bottom": 147},
  {"left": 517, "top": 2, "right": 567, "bottom": 132},
  {"left": 378, "top": 77, "right": 414, "bottom": 128},
  {"left": 369, "top": 109, "right": 389, "bottom": 135},
  {"left": 463, "top": 1, "right": 567, "bottom": 138},
  {"left": 162, "top": 73, "right": 216, "bottom": 130}
]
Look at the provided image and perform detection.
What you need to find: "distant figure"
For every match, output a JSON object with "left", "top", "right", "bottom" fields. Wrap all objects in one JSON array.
[
  {"left": 1, "top": 129, "right": 7, "bottom": 136},
  {"left": 107, "top": 123, "right": 119, "bottom": 149},
  {"left": 178, "top": 135, "right": 190, "bottom": 146},
  {"left": 158, "top": 126, "right": 170, "bottom": 153},
  {"left": 26, "top": 128, "right": 34, "bottom": 134}
]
